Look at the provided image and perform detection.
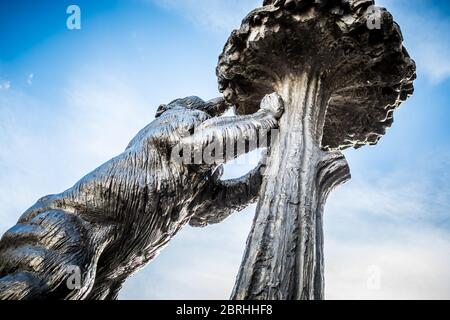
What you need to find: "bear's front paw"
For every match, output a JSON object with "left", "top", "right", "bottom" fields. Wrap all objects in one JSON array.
[{"left": 260, "top": 93, "right": 284, "bottom": 119}]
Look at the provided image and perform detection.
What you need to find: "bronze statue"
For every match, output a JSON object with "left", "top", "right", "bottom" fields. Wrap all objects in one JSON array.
[{"left": 0, "top": 0, "right": 416, "bottom": 301}]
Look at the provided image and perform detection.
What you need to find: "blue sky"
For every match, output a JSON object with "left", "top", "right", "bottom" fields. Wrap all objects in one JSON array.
[{"left": 0, "top": 0, "right": 449, "bottom": 299}]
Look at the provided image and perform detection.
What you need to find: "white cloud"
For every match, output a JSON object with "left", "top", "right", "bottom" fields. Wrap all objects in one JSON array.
[
  {"left": 401, "top": 16, "right": 450, "bottom": 84},
  {"left": 62, "top": 74, "right": 155, "bottom": 163},
  {"left": 325, "top": 231, "right": 450, "bottom": 300},
  {"left": 0, "top": 88, "right": 66, "bottom": 231},
  {"left": 323, "top": 161, "right": 450, "bottom": 299},
  {"left": 27, "top": 73, "right": 33, "bottom": 85},
  {"left": 148, "top": 0, "right": 261, "bottom": 33},
  {"left": 0, "top": 80, "right": 10, "bottom": 90}
]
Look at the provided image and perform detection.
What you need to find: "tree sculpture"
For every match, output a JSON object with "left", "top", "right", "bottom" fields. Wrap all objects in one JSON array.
[
  {"left": 0, "top": 95, "right": 284, "bottom": 300},
  {"left": 217, "top": 0, "right": 416, "bottom": 299}
]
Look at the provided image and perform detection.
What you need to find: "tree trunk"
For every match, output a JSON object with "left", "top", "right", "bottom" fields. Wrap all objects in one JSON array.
[{"left": 231, "top": 71, "right": 351, "bottom": 300}]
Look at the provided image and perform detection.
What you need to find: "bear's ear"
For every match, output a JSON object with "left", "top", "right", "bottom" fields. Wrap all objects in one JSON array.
[{"left": 155, "top": 104, "right": 168, "bottom": 118}]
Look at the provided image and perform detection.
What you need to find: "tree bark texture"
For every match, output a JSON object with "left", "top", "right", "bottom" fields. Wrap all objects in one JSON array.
[{"left": 232, "top": 72, "right": 351, "bottom": 300}]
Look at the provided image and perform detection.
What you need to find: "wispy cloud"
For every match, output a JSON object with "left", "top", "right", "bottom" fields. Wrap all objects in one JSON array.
[
  {"left": 0, "top": 88, "right": 65, "bottom": 230},
  {"left": 325, "top": 230, "right": 450, "bottom": 300},
  {"left": 63, "top": 74, "right": 155, "bottom": 162},
  {"left": 27, "top": 73, "right": 33, "bottom": 85},
  {"left": 322, "top": 151, "right": 450, "bottom": 299},
  {"left": 0, "top": 80, "right": 10, "bottom": 90},
  {"left": 400, "top": 14, "right": 450, "bottom": 84},
  {"left": 148, "top": 0, "right": 261, "bottom": 33}
]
